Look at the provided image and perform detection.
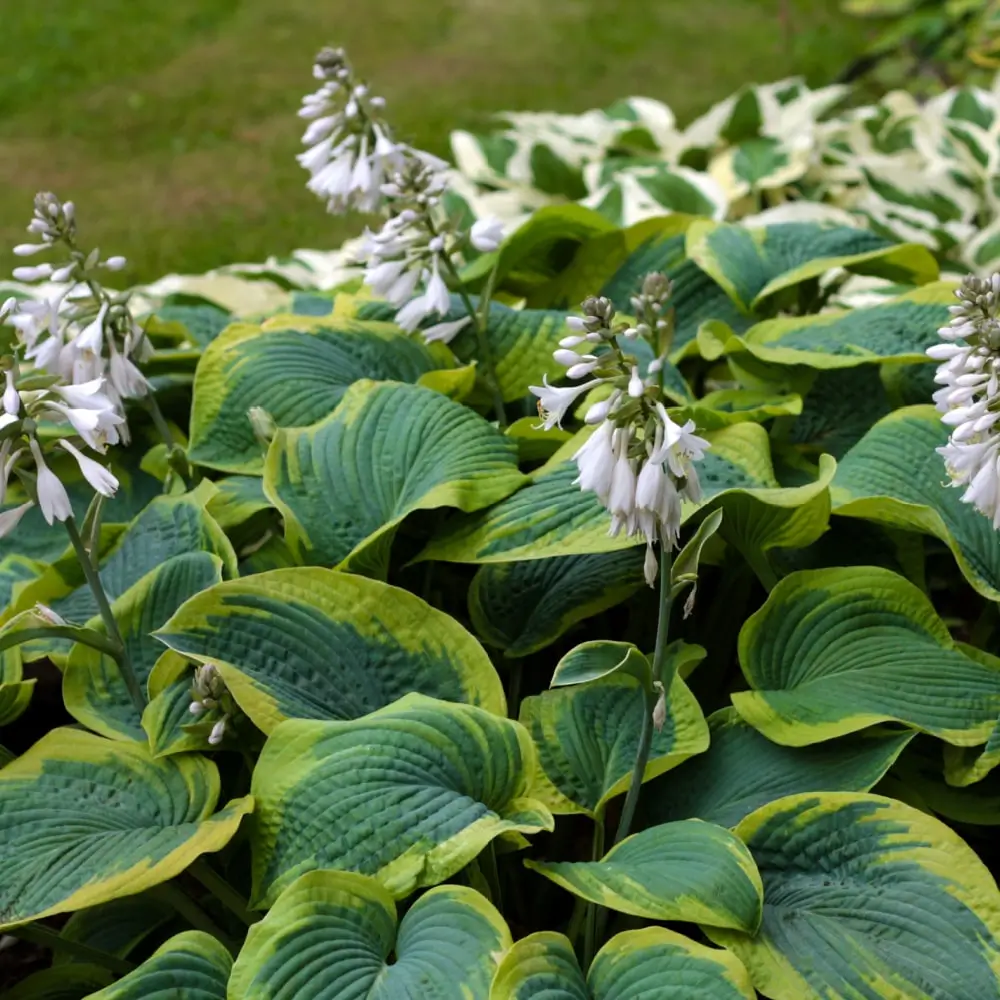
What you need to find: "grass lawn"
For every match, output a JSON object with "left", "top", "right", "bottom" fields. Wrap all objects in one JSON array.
[{"left": 0, "top": 1, "right": 868, "bottom": 285}]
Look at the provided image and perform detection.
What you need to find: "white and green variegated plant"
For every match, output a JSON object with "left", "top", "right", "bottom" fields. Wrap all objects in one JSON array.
[{"left": 5, "top": 45, "right": 1000, "bottom": 1000}]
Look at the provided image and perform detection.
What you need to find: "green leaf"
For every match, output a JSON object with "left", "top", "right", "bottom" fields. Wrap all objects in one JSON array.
[
  {"left": 142, "top": 653, "right": 208, "bottom": 758},
  {"left": 670, "top": 389, "right": 803, "bottom": 432},
  {"left": 469, "top": 550, "right": 645, "bottom": 657},
  {"left": 18, "top": 483, "right": 237, "bottom": 626},
  {"left": 528, "top": 820, "right": 762, "bottom": 932},
  {"left": 686, "top": 220, "right": 937, "bottom": 313},
  {"left": 263, "top": 380, "right": 525, "bottom": 576},
  {"left": 707, "top": 283, "right": 954, "bottom": 369},
  {"left": 671, "top": 508, "right": 724, "bottom": 598},
  {"left": 707, "top": 792, "right": 1000, "bottom": 1000},
  {"left": 351, "top": 295, "right": 579, "bottom": 403},
  {"left": 250, "top": 693, "right": 552, "bottom": 906},
  {"left": 55, "top": 896, "right": 174, "bottom": 965},
  {"left": 5, "top": 965, "right": 114, "bottom": 999},
  {"left": 643, "top": 708, "right": 914, "bottom": 828},
  {"left": 84, "top": 931, "right": 231, "bottom": 1000},
  {"left": 63, "top": 552, "right": 224, "bottom": 742},
  {"left": 491, "top": 928, "right": 754, "bottom": 1000},
  {"left": 550, "top": 640, "right": 653, "bottom": 689},
  {"left": 520, "top": 671, "right": 708, "bottom": 816},
  {"left": 229, "top": 871, "right": 510, "bottom": 1000},
  {"left": 832, "top": 405, "right": 1000, "bottom": 600},
  {"left": 188, "top": 317, "right": 460, "bottom": 473},
  {"left": 0, "top": 728, "right": 252, "bottom": 929},
  {"left": 420, "top": 422, "right": 821, "bottom": 563},
  {"left": 156, "top": 567, "right": 504, "bottom": 735},
  {"left": 152, "top": 302, "right": 233, "bottom": 348},
  {"left": 205, "top": 475, "right": 271, "bottom": 529},
  {"left": 734, "top": 566, "right": 1000, "bottom": 746}
]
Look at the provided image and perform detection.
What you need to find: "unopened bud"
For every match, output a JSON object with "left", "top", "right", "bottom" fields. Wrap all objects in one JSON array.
[
  {"left": 652, "top": 681, "right": 667, "bottom": 732},
  {"left": 33, "top": 603, "right": 67, "bottom": 626}
]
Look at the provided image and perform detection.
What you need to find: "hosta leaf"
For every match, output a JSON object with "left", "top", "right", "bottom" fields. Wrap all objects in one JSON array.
[
  {"left": 469, "top": 550, "right": 645, "bottom": 657},
  {"left": 142, "top": 653, "right": 212, "bottom": 758},
  {"left": 671, "top": 389, "right": 803, "bottom": 432},
  {"left": 85, "top": 931, "right": 231, "bottom": 1000},
  {"left": 156, "top": 567, "right": 504, "bottom": 735},
  {"left": 263, "top": 380, "right": 524, "bottom": 575},
  {"left": 0, "top": 728, "right": 252, "bottom": 929},
  {"left": 520, "top": 671, "right": 709, "bottom": 816},
  {"left": 686, "top": 220, "right": 936, "bottom": 313},
  {"left": 249, "top": 693, "right": 552, "bottom": 905},
  {"left": 5, "top": 965, "right": 114, "bottom": 999},
  {"left": 528, "top": 820, "right": 762, "bottom": 932},
  {"left": 707, "top": 792, "right": 1000, "bottom": 1000},
  {"left": 643, "top": 708, "right": 914, "bottom": 828},
  {"left": 55, "top": 895, "right": 174, "bottom": 965},
  {"left": 734, "top": 566, "right": 1000, "bottom": 746},
  {"left": 832, "top": 405, "right": 1000, "bottom": 600},
  {"left": 705, "top": 283, "right": 954, "bottom": 369},
  {"left": 229, "top": 871, "right": 510, "bottom": 1000},
  {"left": 187, "top": 317, "right": 459, "bottom": 473},
  {"left": 151, "top": 301, "right": 233, "bottom": 348},
  {"left": 421, "top": 422, "right": 823, "bottom": 563},
  {"left": 18, "top": 483, "right": 237, "bottom": 626},
  {"left": 349, "top": 295, "right": 576, "bottom": 402},
  {"left": 550, "top": 640, "right": 654, "bottom": 689},
  {"left": 205, "top": 475, "right": 271, "bottom": 529},
  {"left": 63, "top": 552, "right": 224, "bottom": 742},
  {"left": 491, "top": 928, "right": 754, "bottom": 1000}
]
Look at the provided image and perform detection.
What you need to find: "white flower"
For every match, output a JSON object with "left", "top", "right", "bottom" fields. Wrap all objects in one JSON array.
[
  {"left": 643, "top": 542, "right": 658, "bottom": 587},
  {"left": 608, "top": 444, "right": 637, "bottom": 525},
  {"left": 0, "top": 413, "right": 19, "bottom": 433},
  {"left": 102, "top": 256, "right": 127, "bottom": 271},
  {"left": 51, "top": 377, "right": 115, "bottom": 410},
  {"left": 628, "top": 365, "right": 644, "bottom": 398},
  {"left": 13, "top": 243, "right": 46, "bottom": 256},
  {"left": 530, "top": 376, "right": 603, "bottom": 430},
  {"left": 29, "top": 439, "right": 72, "bottom": 525},
  {"left": 208, "top": 718, "right": 227, "bottom": 745},
  {"left": 12, "top": 263, "right": 53, "bottom": 282},
  {"left": 108, "top": 345, "right": 149, "bottom": 399},
  {"left": 74, "top": 303, "right": 108, "bottom": 357},
  {"left": 44, "top": 401, "right": 123, "bottom": 452},
  {"left": 0, "top": 442, "right": 21, "bottom": 502},
  {"left": 0, "top": 501, "right": 33, "bottom": 538},
  {"left": 58, "top": 439, "right": 118, "bottom": 497},
  {"left": 574, "top": 420, "right": 616, "bottom": 500},
  {"left": 422, "top": 316, "right": 472, "bottom": 344},
  {"left": 584, "top": 390, "right": 620, "bottom": 425},
  {"left": 3, "top": 371, "right": 18, "bottom": 416},
  {"left": 393, "top": 266, "right": 451, "bottom": 333},
  {"left": 470, "top": 217, "right": 505, "bottom": 252}
]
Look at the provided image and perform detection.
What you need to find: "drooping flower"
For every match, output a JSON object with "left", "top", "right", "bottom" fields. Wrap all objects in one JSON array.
[
  {"left": 930, "top": 272, "right": 1000, "bottom": 528},
  {"left": 29, "top": 438, "right": 72, "bottom": 525},
  {"left": 58, "top": 439, "right": 118, "bottom": 497},
  {"left": 470, "top": 217, "right": 505, "bottom": 252},
  {"left": 0, "top": 501, "right": 33, "bottom": 538}
]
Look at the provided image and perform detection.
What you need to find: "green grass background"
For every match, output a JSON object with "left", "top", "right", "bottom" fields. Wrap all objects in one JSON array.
[{"left": 0, "top": 1, "right": 868, "bottom": 285}]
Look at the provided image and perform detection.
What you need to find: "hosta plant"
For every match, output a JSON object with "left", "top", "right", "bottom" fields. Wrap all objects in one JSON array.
[{"left": 3, "top": 45, "right": 1000, "bottom": 1000}]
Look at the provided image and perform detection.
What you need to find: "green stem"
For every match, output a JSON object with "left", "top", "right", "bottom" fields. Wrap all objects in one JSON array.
[
  {"left": 612, "top": 546, "right": 673, "bottom": 847},
  {"left": 481, "top": 842, "right": 504, "bottom": 914},
  {"left": 64, "top": 517, "right": 145, "bottom": 714},
  {"left": 439, "top": 253, "right": 507, "bottom": 429},
  {"left": 0, "top": 626, "right": 120, "bottom": 660},
  {"left": 189, "top": 858, "right": 259, "bottom": 926},
  {"left": 11, "top": 922, "right": 134, "bottom": 975},
  {"left": 152, "top": 883, "right": 241, "bottom": 954},
  {"left": 143, "top": 393, "right": 177, "bottom": 452},
  {"left": 741, "top": 543, "right": 779, "bottom": 593},
  {"left": 583, "top": 810, "right": 606, "bottom": 970}
]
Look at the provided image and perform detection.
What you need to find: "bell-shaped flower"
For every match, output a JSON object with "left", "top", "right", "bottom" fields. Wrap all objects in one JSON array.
[
  {"left": 29, "top": 439, "right": 72, "bottom": 525},
  {"left": 58, "top": 439, "right": 118, "bottom": 498}
]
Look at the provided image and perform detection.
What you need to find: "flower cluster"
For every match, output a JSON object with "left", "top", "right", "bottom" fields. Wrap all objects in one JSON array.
[
  {"left": 188, "top": 663, "right": 234, "bottom": 746},
  {"left": 530, "top": 279, "right": 709, "bottom": 586},
  {"left": 6, "top": 193, "right": 150, "bottom": 409},
  {"left": 298, "top": 47, "right": 409, "bottom": 215},
  {"left": 360, "top": 149, "right": 504, "bottom": 342},
  {"left": 930, "top": 272, "right": 1000, "bottom": 526}
]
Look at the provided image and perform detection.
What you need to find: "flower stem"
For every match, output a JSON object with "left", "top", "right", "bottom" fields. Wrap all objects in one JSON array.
[
  {"left": 440, "top": 254, "right": 507, "bottom": 429},
  {"left": 152, "top": 883, "right": 241, "bottom": 954},
  {"left": 64, "top": 516, "right": 145, "bottom": 714},
  {"left": 583, "top": 809, "right": 606, "bottom": 970},
  {"left": 612, "top": 546, "right": 673, "bottom": 847},
  {"left": 11, "top": 921, "right": 135, "bottom": 975},
  {"left": 188, "top": 858, "right": 258, "bottom": 926}
]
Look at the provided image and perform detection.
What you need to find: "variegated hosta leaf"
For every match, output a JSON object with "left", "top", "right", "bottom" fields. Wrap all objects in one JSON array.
[
  {"left": 491, "top": 928, "right": 755, "bottom": 1000},
  {"left": 63, "top": 552, "right": 224, "bottom": 742},
  {"left": 14, "top": 482, "right": 237, "bottom": 627},
  {"left": 528, "top": 819, "right": 762, "bottom": 932},
  {"left": 643, "top": 708, "right": 913, "bottom": 828},
  {"left": 156, "top": 567, "right": 504, "bottom": 735},
  {"left": 229, "top": 871, "right": 510, "bottom": 1000},
  {"left": 707, "top": 792, "right": 1000, "bottom": 1000},
  {"left": 263, "top": 379, "right": 524, "bottom": 576},
  {"left": 345, "top": 294, "right": 577, "bottom": 402},
  {"left": 187, "top": 316, "right": 462, "bottom": 473},
  {"left": 701, "top": 282, "right": 955, "bottom": 370},
  {"left": 55, "top": 895, "right": 174, "bottom": 966},
  {"left": 205, "top": 475, "right": 271, "bottom": 530},
  {"left": 420, "top": 422, "right": 830, "bottom": 563},
  {"left": 150, "top": 300, "right": 233, "bottom": 348},
  {"left": 249, "top": 693, "right": 553, "bottom": 906},
  {"left": 735, "top": 565, "right": 1000, "bottom": 746},
  {"left": 0, "top": 728, "right": 251, "bottom": 929},
  {"left": 85, "top": 931, "right": 231, "bottom": 1000},
  {"left": 686, "top": 219, "right": 937, "bottom": 313},
  {"left": 671, "top": 388, "right": 803, "bottom": 432},
  {"left": 832, "top": 405, "right": 1000, "bottom": 601},
  {"left": 142, "top": 652, "right": 212, "bottom": 758},
  {"left": 519, "top": 671, "right": 709, "bottom": 816},
  {"left": 534, "top": 216, "right": 752, "bottom": 356},
  {"left": 0, "top": 646, "right": 33, "bottom": 726},
  {"left": 469, "top": 550, "right": 645, "bottom": 657}
]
